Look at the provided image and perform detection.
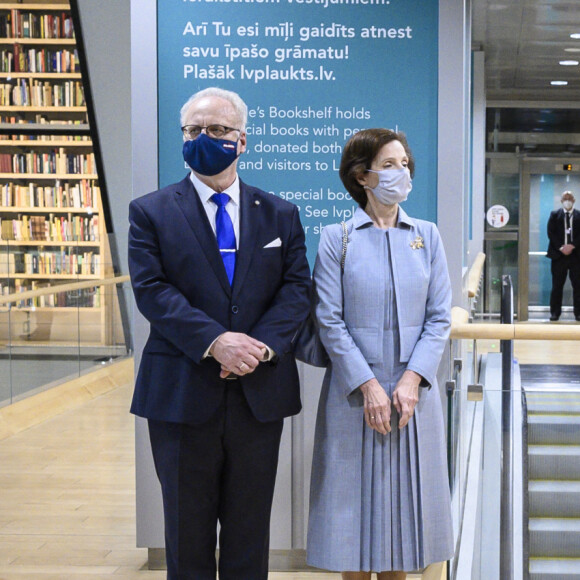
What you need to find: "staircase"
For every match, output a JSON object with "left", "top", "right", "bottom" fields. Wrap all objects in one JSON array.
[{"left": 523, "top": 365, "right": 580, "bottom": 580}]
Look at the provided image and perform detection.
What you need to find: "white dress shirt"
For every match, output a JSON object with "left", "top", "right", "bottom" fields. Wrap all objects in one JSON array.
[
  {"left": 190, "top": 171, "right": 275, "bottom": 363},
  {"left": 565, "top": 210, "right": 574, "bottom": 245},
  {"left": 189, "top": 172, "right": 240, "bottom": 247}
]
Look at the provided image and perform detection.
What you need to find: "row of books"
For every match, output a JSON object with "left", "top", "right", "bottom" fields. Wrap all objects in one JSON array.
[
  {"left": 0, "top": 214, "right": 100, "bottom": 242},
  {"left": 0, "top": 282, "right": 100, "bottom": 308},
  {"left": 0, "top": 11, "right": 74, "bottom": 41},
  {"left": 0, "top": 180, "right": 99, "bottom": 209},
  {"left": 0, "top": 134, "right": 90, "bottom": 142},
  {"left": 0, "top": 46, "right": 79, "bottom": 74},
  {"left": 0, "top": 150, "right": 95, "bottom": 174},
  {"left": 0, "top": 80, "right": 85, "bottom": 107},
  {"left": 24, "top": 250, "right": 100, "bottom": 276},
  {"left": 0, "top": 250, "right": 23, "bottom": 274},
  {"left": 0, "top": 249, "right": 101, "bottom": 276}
]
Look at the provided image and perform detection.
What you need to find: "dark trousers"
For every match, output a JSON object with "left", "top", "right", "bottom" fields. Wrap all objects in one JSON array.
[
  {"left": 148, "top": 381, "right": 284, "bottom": 580},
  {"left": 550, "top": 255, "right": 580, "bottom": 317}
]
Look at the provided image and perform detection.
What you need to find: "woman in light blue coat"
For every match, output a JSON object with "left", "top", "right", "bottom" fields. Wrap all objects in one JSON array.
[{"left": 307, "top": 129, "right": 454, "bottom": 580}]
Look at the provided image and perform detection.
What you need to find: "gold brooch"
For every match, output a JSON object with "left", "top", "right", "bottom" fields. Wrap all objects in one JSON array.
[{"left": 410, "top": 236, "right": 424, "bottom": 250}]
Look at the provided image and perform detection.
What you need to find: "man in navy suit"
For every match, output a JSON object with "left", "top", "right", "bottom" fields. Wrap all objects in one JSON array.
[
  {"left": 128, "top": 87, "right": 311, "bottom": 579},
  {"left": 546, "top": 190, "right": 580, "bottom": 321}
]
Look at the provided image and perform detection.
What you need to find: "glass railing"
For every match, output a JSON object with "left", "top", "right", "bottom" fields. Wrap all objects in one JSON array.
[
  {"left": 447, "top": 288, "right": 580, "bottom": 579},
  {"left": 447, "top": 353, "right": 522, "bottom": 579},
  {"left": 448, "top": 356, "right": 580, "bottom": 579},
  {"left": 0, "top": 234, "right": 132, "bottom": 407}
]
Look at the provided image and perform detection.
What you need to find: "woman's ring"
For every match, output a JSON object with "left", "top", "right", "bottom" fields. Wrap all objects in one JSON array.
[
  {"left": 240, "top": 362, "right": 247, "bottom": 370},
  {"left": 370, "top": 415, "right": 376, "bottom": 420}
]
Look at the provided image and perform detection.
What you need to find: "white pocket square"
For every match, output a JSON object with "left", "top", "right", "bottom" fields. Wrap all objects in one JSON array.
[{"left": 263, "top": 237, "right": 282, "bottom": 248}]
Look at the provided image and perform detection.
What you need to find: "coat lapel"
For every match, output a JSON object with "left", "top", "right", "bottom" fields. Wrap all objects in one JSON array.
[
  {"left": 387, "top": 227, "right": 407, "bottom": 306},
  {"left": 232, "top": 181, "right": 260, "bottom": 296},
  {"left": 173, "top": 175, "right": 232, "bottom": 296},
  {"left": 387, "top": 213, "right": 415, "bottom": 318}
]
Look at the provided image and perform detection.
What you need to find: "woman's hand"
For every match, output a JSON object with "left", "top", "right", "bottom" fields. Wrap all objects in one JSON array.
[
  {"left": 360, "top": 378, "right": 391, "bottom": 434},
  {"left": 392, "top": 370, "right": 421, "bottom": 428}
]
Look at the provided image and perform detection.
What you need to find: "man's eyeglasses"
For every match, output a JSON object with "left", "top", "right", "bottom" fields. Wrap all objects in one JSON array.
[{"left": 181, "top": 124, "right": 241, "bottom": 140}]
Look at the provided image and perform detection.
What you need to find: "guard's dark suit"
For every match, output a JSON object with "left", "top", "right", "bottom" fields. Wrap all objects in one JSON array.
[{"left": 546, "top": 207, "right": 580, "bottom": 319}]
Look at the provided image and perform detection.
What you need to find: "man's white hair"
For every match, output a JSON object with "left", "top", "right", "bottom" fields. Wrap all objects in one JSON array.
[
  {"left": 561, "top": 190, "right": 576, "bottom": 202},
  {"left": 180, "top": 87, "right": 248, "bottom": 131}
]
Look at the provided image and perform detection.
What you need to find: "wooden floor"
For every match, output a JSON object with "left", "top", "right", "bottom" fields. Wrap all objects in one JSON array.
[
  {"left": 0, "top": 372, "right": 424, "bottom": 580},
  {"left": 0, "top": 338, "right": 575, "bottom": 579},
  {"left": 0, "top": 381, "right": 345, "bottom": 580}
]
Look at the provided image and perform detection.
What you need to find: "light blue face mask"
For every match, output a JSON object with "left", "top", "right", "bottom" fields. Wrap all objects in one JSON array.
[{"left": 365, "top": 167, "right": 412, "bottom": 205}]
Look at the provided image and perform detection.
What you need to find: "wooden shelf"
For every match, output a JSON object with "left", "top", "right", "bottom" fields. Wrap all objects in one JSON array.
[
  {"left": 0, "top": 206, "right": 97, "bottom": 213},
  {"left": 0, "top": 72, "right": 81, "bottom": 78},
  {"left": 0, "top": 107, "right": 86, "bottom": 112},
  {"left": 0, "top": 38, "right": 75, "bottom": 45},
  {"left": 0, "top": 4, "right": 70, "bottom": 10},
  {"left": 4, "top": 306, "right": 102, "bottom": 312},
  {"left": 0, "top": 173, "right": 98, "bottom": 179},
  {"left": 0, "top": 1, "right": 118, "bottom": 346},
  {"left": 0, "top": 240, "right": 99, "bottom": 246},
  {"left": 0, "top": 139, "right": 93, "bottom": 147},
  {"left": 0, "top": 123, "right": 91, "bottom": 136},
  {"left": 2, "top": 273, "right": 101, "bottom": 280},
  {"left": 0, "top": 341, "right": 108, "bottom": 349}
]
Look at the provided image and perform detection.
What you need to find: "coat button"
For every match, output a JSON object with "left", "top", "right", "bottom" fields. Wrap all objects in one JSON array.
[{"left": 231, "top": 305, "right": 239, "bottom": 314}]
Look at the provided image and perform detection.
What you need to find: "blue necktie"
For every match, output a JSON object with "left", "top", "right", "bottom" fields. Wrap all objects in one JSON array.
[{"left": 211, "top": 193, "right": 236, "bottom": 285}]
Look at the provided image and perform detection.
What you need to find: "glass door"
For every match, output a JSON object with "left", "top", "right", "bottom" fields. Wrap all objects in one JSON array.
[{"left": 520, "top": 158, "right": 580, "bottom": 320}]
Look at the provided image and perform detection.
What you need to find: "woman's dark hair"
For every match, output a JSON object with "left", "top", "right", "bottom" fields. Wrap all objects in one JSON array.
[{"left": 339, "top": 128, "right": 415, "bottom": 208}]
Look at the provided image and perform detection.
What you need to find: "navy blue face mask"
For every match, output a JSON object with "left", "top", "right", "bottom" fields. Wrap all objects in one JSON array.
[{"left": 183, "top": 133, "right": 240, "bottom": 176}]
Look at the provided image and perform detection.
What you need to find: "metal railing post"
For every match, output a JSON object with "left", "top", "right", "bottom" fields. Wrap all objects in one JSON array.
[{"left": 500, "top": 274, "right": 514, "bottom": 579}]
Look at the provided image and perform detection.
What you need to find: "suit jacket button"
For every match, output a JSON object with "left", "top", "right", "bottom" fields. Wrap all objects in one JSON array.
[{"left": 231, "top": 305, "right": 239, "bottom": 314}]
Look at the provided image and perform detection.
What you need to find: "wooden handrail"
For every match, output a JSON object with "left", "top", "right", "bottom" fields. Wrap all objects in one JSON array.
[
  {"left": 0, "top": 275, "right": 130, "bottom": 307},
  {"left": 467, "top": 252, "right": 486, "bottom": 298},
  {"left": 450, "top": 306, "right": 580, "bottom": 340}
]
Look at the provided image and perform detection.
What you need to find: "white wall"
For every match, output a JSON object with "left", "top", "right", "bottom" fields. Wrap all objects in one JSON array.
[
  {"left": 75, "top": 0, "right": 131, "bottom": 275},
  {"left": 470, "top": 51, "right": 487, "bottom": 268}
]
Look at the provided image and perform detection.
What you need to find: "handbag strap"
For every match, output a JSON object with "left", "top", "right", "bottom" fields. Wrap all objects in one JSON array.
[{"left": 340, "top": 220, "right": 348, "bottom": 272}]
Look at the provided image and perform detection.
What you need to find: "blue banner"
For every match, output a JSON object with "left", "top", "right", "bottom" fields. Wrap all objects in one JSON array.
[{"left": 157, "top": 0, "right": 439, "bottom": 265}]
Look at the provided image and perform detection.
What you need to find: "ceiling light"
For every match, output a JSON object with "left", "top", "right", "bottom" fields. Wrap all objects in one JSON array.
[
  {"left": 560, "top": 60, "right": 579, "bottom": 65},
  {"left": 564, "top": 48, "right": 580, "bottom": 53},
  {"left": 571, "top": 33, "right": 580, "bottom": 39},
  {"left": 551, "top": 80, "right": 569, "bottom": 86}
]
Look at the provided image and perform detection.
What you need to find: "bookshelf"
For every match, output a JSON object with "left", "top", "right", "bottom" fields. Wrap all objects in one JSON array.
[{"left": 0, "top": 1, "right": 117, "bottom": 346}]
